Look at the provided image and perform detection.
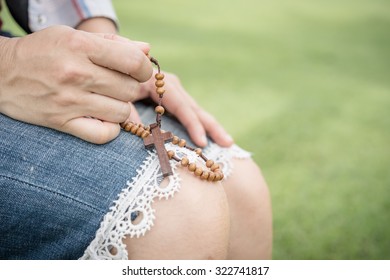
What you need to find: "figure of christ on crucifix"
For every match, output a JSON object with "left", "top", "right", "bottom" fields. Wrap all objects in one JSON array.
[{"left": 143, "top": 123, "right": 174, "bottom": 177}]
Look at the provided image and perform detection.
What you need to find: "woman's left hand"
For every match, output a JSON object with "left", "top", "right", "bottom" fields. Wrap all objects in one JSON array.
[
  {"left": 130, "top": 70, "right": 234, "bottom": 148},
  {"left": 76, "top": 21, "right": 233, "bottom": 147}
]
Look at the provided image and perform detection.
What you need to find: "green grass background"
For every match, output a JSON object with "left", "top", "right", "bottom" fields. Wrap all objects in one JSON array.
[{"left": 2, "top": 0, "right": 389, "bottom": 259}]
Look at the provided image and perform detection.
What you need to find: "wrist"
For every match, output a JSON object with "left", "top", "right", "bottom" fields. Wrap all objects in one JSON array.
[
  {"left": 0, "top": 37, "right": 18, "bottom": 98},
  {"left": 76, "top": 17, "right": 117, "bottom": 34},
  {"left": 0, "top": 36, "right": 19, "bottom": 73},
  {"left": 0, "top": 36, "right": 17, "bottom": 66}
]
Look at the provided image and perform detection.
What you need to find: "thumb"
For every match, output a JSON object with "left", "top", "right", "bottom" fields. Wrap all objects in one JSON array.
[{"left": 62, "top": 117, "right": 120, "bottom": 144}]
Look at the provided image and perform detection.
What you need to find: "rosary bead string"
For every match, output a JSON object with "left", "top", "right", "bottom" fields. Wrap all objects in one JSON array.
[{"left": 120, "top": 56, "right": 224, "bottom": 182}]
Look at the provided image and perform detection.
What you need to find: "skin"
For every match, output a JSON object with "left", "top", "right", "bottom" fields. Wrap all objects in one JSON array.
[
  {"left": 0, "top": 25, "right": 152, "bottom": 144},
  {"left": 77, "top": 18, "right": 272, "bottom": 259},
  {"left": 0, "top": 17, "right": 272, "bottom": 259},
  {"left": 77, "top": 17, "right": 234, "bottom": 148},
  {"left": 223, "top": 159, "right": 273, "bottom": 259},
  {"left": 125, "top": 160, "right": 272, "bottom": 260}
]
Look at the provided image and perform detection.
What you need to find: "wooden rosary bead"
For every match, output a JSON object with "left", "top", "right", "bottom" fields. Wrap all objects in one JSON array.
[
  {"left": 178, "top": 139, "right": 186, "bottom": 147},
  {"left": 206, "top": 159, "right": 214, "bottom": 168},
  {"left": 155, "top": 73, "right": 164, "bottom": 80},
  {"left": 181, "top": 157, "right": 189, "bottom": 167},
  {"left": 194, "top": 167, "right": 203, "bottom": 177},
  {"left": 214, "top": 172, "right": 222, "bottom": 181},
  {"left": 211, "top": 163, "right": 220, "bottom": 172},
  {"left": 124, "top": 122, "right": 133, "bottom": 132},
  {"left": 188, "top": 163, "right": 196, "bottom": 172},
  {"left": 141, "top": 130, "right": 150, "bottom": 139},
  {"left": 155, "top": 105, "right": 165, "bottom": 115},
  {"left": 136, "top": 127, "right": 145, "bottom": 137},
  {"left": 155, "top": 80, "right": 165, "bottom": 87},
  {"left": 120, "top": 56, "right": 224, "bottom": 181},
  {"left": 201, "top": 171, "right": 209, "bottom": 180},
  {"left": 218, "top": 172, "right": 224, "bottom": 181},
  {"left": 207, "top": 172, "right": 216, "bottom": 181},
  {"left": 172, "top": 136, "right": 180, "bottom": 145},
  {"left": 156, "top": 88, "right": 165, "bottom": 95},
  {"left": 167, "top": 150, "right": 175, "bottom": 159},
  {"left": 130, "top": 125, "right": 139, "bottom": 134}
]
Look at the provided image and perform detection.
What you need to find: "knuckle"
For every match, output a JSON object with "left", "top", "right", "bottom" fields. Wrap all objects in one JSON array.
[
  {"left": 129, "top": 52, "right": 144, "bottom": 73},
  {"left": 130, "top": 82, "right": 140, "bottom": 101},
  {"left": 58, "top": 93, "right": 77, "bottom": 107},
  {"left": 103, "top": 33, "right": 117, "bottom": 41},
  {"left": 117, "top": 102, "right": 131, "bottom": 122},
  {"left": 58, "top": 63, "right": 79, "bottom": 84},
  {"left": 128, "top": 51, "right": 152, "bottom": 82},
  {"left": 66, "top": 30, "right": 91, "bottom": 52},
  {"left": 119, "top": 76, "right": 139, "bottom": 102},
  {"left": 57, "top": 63, "right": 91, "bottom": 86}
]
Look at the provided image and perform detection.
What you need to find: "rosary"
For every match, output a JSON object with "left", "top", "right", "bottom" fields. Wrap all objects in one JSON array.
[{"left": 120, "top": 56, "right": 224, "bottom": 182}]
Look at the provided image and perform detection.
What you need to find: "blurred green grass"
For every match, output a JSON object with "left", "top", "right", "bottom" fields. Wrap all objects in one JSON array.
[{"left": 2, "top": 0, "right": 389, "bottom": 259}]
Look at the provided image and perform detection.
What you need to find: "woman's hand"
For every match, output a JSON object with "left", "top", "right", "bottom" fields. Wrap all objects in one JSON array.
[
  {"left": 0, "top": 25, "right": 153, "bottom": 144},
  {"left": 131, "top": 70, "right": 234, "bottom": 148},
  {"left": 74, "top": 18, "right": 233, "bottom": 147}
]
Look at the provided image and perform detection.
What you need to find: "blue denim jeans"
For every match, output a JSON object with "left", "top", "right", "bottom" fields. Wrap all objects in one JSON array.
[{"left": 0, "top": 102, "right": 193, "bottom": 259}]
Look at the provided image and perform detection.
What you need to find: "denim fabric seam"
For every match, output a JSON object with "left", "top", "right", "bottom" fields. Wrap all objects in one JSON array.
[{"left": 0, "top": 174, "right": 103, "bottom": 213}]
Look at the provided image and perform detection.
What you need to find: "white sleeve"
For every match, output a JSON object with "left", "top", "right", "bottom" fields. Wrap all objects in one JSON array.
[{"left": 28, "top": 0, "right": 118, "bottom": 32}]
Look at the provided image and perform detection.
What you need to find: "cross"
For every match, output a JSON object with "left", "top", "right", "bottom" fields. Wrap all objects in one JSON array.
[{"left": 143, "top": 123, "right": 174, "bottom": 177}]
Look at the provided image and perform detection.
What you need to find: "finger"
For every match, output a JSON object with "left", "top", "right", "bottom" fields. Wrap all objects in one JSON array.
[
  {"left": 128, "top": 102, "right": 142, "bottom": 123},
  {"left": 166, "top": 82, "right": 209, "bottom": 146},
  {"left": 173, "top": 104, "right": 208, "bottom": 147},
  {"left": 62, "top": 117, "right": 120, "bottom": 144},
  {"left": 153, "top": 76, "right": 208, "bottom": 146},
  {"left": 92, "top": 33, "right": 151, "bottom": 54},
  {"left": 123, "top": 102, "right": 142, "bottom": 124},
  {"left": 86, "top": 64, "right": 140, "bottom": 102},
  {"left": 87, "top": 33, "right": 153, "bottom": 82},
  {"left": 77, "top": 93, "right": 132, "bottom": 123},
  {"left": 198, "top": 110, "right": 234, "bottom": 147},
  {"left": 172, "top": 82, "right": 234, "bottom": 147}
]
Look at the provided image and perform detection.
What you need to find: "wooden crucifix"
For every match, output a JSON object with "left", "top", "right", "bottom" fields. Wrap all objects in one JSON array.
[{"left": 143, "top": 123, "right": 174, "bottom": 177}]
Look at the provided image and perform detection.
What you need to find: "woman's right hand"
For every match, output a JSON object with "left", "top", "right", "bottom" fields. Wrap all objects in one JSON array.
[{"left": 0, "top": 25, "right": 153, "bottom": 144}]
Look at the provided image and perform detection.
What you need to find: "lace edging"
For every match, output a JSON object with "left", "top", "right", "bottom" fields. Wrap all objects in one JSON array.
[{"left": 80, "top": 143, "right": 250, "bottom": 260}]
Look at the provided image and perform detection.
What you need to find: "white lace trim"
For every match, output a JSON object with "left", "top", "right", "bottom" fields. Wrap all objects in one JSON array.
[{"left": 80, "top": 143, "right": 251, "bottom": 260}]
